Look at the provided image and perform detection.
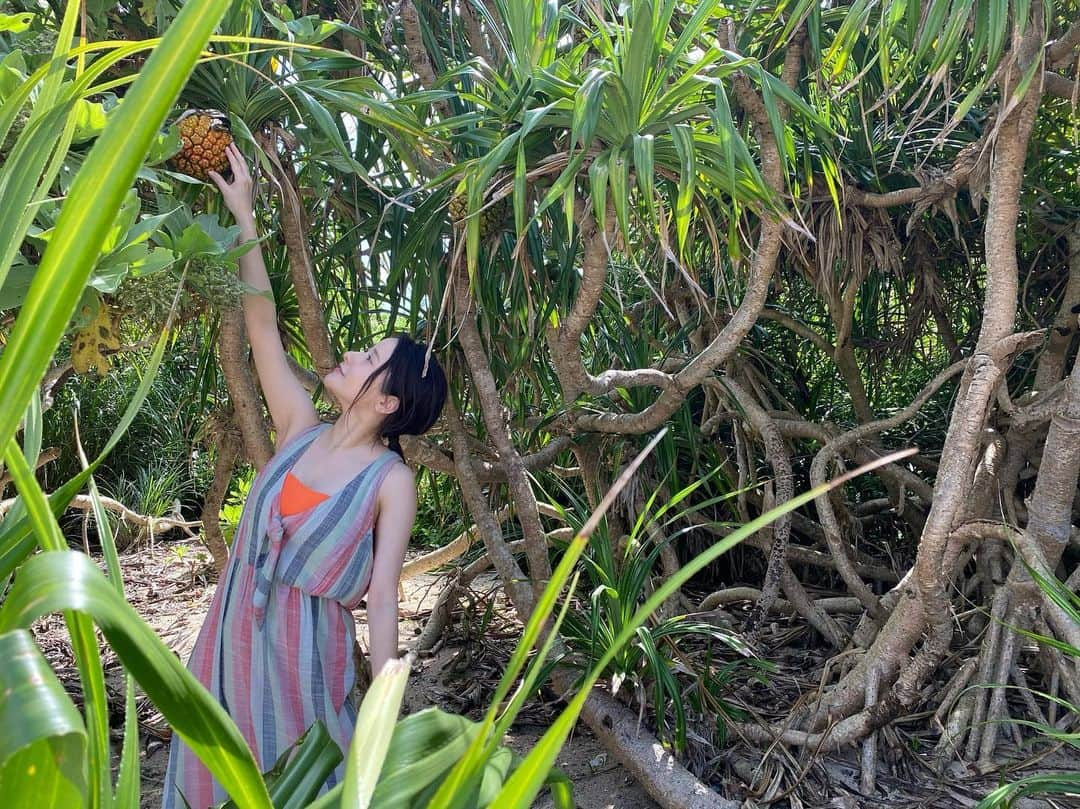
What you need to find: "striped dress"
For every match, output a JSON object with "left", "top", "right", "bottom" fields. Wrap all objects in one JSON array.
[{"left": 162, "top": 423, "right": 399, "bottom": 809}]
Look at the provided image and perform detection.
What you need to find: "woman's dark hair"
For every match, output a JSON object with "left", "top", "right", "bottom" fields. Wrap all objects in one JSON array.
[{"left": 351, "top": 333, "right": 448, "bottom": 457}]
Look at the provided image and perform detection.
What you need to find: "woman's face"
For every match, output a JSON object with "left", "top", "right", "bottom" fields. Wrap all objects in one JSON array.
[{"left": 323, "top": 336, "right": 400, "bottom": 410}]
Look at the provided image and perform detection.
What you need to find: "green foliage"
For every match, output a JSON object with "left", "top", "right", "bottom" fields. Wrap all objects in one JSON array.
[
  {"left": 553, "top": 475, "right": 765, "bottom": 753},
  {"left": 104, "top": 459, "right": 193, "bottom": 547},
  {"left": 1, "top": 0, "right": 1076, "bottom": 805},
  {"left": 412, "top": 470, "right": 467, "bottom": 550},
  {"left": 220, "top": 467, "right": 254, "bottom": 547},
  {"left": 40, "top": 336, "right": 220, "bottom": 542}
]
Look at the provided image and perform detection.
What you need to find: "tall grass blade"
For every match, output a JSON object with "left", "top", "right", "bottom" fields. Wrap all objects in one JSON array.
[{"left": 0, "top": 0, "right": 232, "bottom": 459}]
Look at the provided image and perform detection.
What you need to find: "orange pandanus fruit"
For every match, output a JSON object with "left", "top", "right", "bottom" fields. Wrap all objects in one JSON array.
[{"left": 170, "top": 109, "right": 232, "bottom": 181}]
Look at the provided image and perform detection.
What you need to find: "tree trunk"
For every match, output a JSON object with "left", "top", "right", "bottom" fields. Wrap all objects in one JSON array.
[
  {"left": 199, "top": 419, "right": 241, "bottom": 572},
  {"left": 808, "top": 12, "right": 1046, "bottom": 730},
  {"left": 572, "top": 683, "right": 742, "bottom": 809},
  {"left": 257, "top": 129, "right": 337, "bottom": 378},
  {"left": 218, "top": 309, "right": 273, "bottom": 468}
]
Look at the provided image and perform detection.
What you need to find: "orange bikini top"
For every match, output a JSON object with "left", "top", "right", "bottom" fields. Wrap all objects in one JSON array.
[{"left": 280, "top": 471, "right": 329, "bottom": 516}]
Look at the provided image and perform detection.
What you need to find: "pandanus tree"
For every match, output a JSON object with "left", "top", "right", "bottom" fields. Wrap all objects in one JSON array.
[{"left": 323, "top": 0, "right": 1080, "bottom": 804}]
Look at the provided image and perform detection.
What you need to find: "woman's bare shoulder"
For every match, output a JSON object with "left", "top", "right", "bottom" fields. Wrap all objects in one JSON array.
[
  {"left": 381, "top": 460, "right": 416, "bottom": 493},
  {"left": 376, "top": 461, "right": 416, "bottom": 522}
]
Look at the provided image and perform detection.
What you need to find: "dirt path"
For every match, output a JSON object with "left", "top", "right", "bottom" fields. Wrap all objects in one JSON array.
[{"left": 111, "top": 540, "right": 657, "bottom": 808}]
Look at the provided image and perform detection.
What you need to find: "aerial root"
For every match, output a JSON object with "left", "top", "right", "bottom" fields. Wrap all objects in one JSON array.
[
  {"left": 931, "top": 605, "right": 1080, "bottom": 774},
  {"left": 859, "top": 664, "right": 879, "bottom": 794}
]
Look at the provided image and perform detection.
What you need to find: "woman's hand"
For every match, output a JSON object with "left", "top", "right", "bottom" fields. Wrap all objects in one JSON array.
[{"left": 208, "top": 144, "right": 255, "bottom": 228}]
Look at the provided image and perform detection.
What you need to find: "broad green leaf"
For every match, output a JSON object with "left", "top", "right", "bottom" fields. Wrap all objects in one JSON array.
[
  {"left": 2, "top": 444, "right": 110, "bottom": 809},
  {"left": 20, "top": 387, "right": 42, "bottom": 474},
  {"left": 71, "top": 98, "right": 108, "bottom": 143},
  {"left": 0, "top": 262, "right": 37, "bottom": 311},
  {"left": 219, "top": 722, "right": 342, "bottom": 809},
  {"left": 341, "top": 659, "right": 411, "bottom": 808},
  {"left": 0, "top": 12, "right": 33, "bottom": 33},
  {"left": 0, "top": 629, "right": 87, "bottom": 809},
  {"left": 369, "top": 709, "right": 480, "bottom": 807}
]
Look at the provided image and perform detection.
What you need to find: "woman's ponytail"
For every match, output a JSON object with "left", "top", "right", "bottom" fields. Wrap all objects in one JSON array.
[{"left": 386, "top": 433, "right": 404, "bottom": 458}]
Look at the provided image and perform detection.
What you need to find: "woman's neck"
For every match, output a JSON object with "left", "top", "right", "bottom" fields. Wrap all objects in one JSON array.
[{"left": 325, "top": 416, "right": 383, "bottom": 453}]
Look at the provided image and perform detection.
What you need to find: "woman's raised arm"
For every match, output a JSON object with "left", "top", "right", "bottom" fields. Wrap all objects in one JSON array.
[{"left": 210, "top": 144, "right": 319, "bottom": 446}]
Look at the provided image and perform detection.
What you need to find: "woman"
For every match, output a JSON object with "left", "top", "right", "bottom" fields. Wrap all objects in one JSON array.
[{"left": 162, "top": 144, "right": 448, "bottom": 808}]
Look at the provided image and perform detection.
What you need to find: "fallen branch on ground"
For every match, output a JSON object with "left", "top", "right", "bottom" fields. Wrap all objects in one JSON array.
[{"left": 0, "top": 494, "right": 201, "bottom": 538}]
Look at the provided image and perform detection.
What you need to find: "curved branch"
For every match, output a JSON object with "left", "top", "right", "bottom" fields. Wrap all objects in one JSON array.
[
  {"left": 1043, "top": 71, "right": 1079, "bottom": 100},
  {"left": 0, "top": 447, "right": 59, "bottom": 493},
  {"left": 401, "top": 434, "right": 572, "bottom": 482},
  {"left": 715, "top": 377, "right": 796, "bottom": 633},
  {"left": 1048, "top": 20, "right": 1080, "bottom": 68},
  {"left": 808, "top": 360, "right": 970, "bottom": 617},
  {"left": 759, "top": 308, "right": 834, "bottom": 355},
  {"left": 844, "top": 129, "right": 989, "bottom": 211},
  {"left": 770, "top": 413, "right": 935, "bottom": 505},
  {"left": 400, "top": 505, "right": 512, "bottom": 580},
  {"left": 546, "top": 201, "right": 677, "bottom": 398},
  {"left": 200, "top": 424, "right": 240, "bottom": 572},
  {"left": 698, "top": 587, "right": 862, "bottom": 615}
]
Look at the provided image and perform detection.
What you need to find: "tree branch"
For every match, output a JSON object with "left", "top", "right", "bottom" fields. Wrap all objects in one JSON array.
[
  {"left": 443, "top": 399, "right": 534, "bottom": 615},
  {"left": 453, "top": 272, "right": 552, "bottom": 594},
  {"left": 1043, "top": 71, "right": 1079, "bottom": 101},
  {"left": 1047, "top": 20, "right": 1080, "bottom": 68},
  {"left": 759, "top": 308, "right": 835, "bottom": 355},
  {"left": 0, "top": 494, "right": 201, "bottom": 536},
  {"left": 714, "top": 377, "right": 795, "bottom": 633}
]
